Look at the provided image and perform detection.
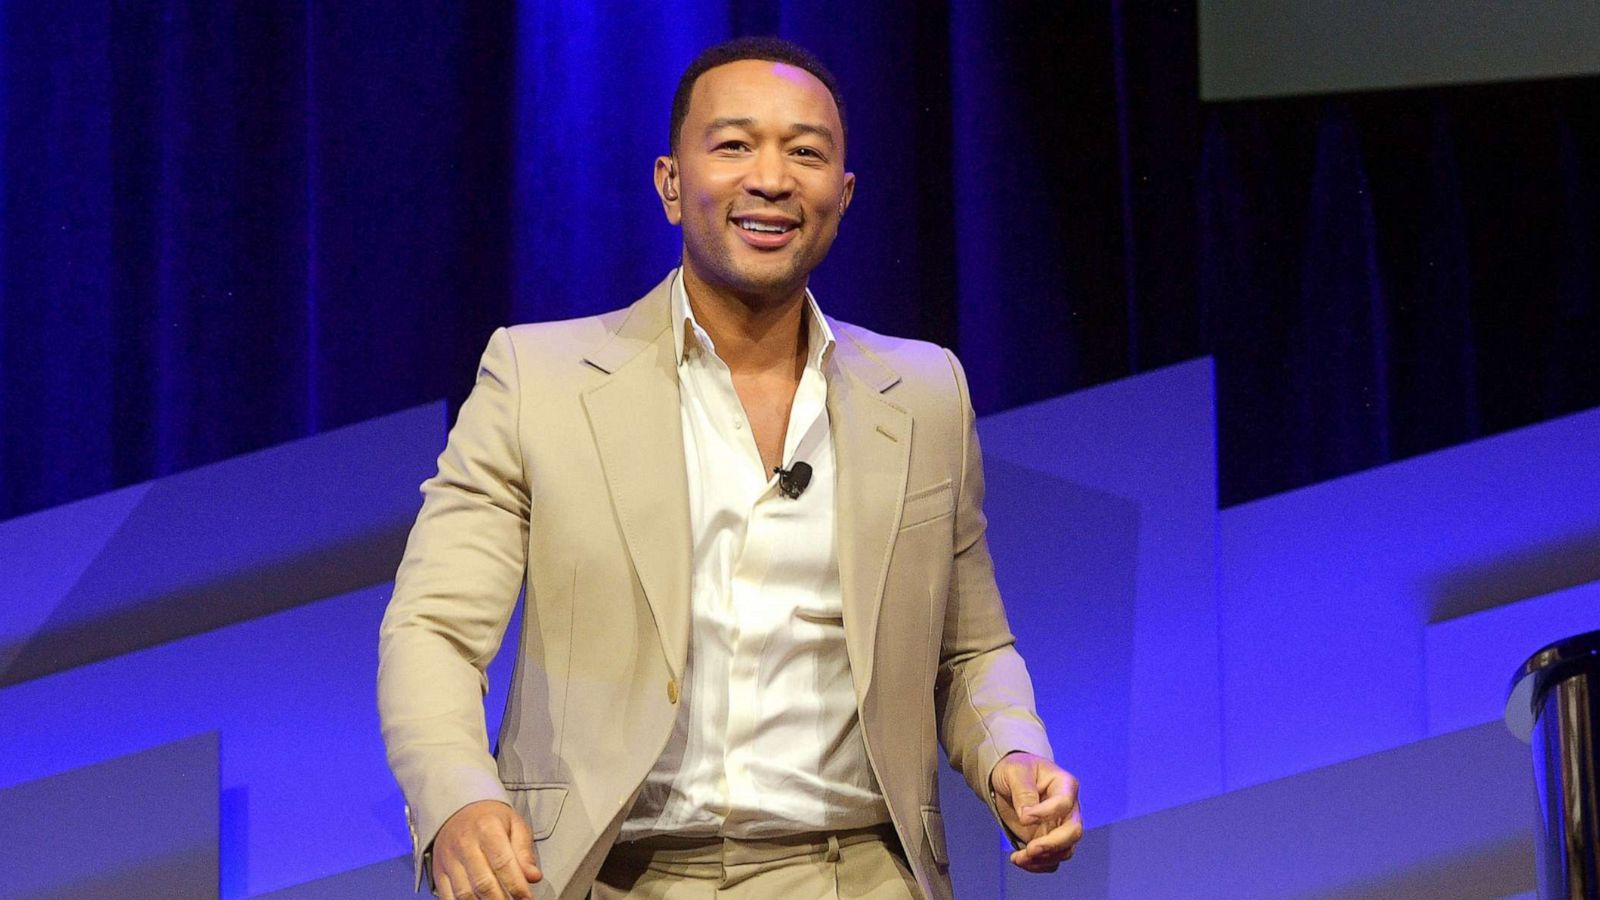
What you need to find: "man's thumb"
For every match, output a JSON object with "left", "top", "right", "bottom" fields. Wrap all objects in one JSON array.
[{"left": 1016, "top": 783, "right": 1041, "bottom": 818}]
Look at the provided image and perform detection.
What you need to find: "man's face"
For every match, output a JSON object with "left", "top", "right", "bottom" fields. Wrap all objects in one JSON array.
[{"left": 655, "top": 59, "right": 855, "bottom": 304}]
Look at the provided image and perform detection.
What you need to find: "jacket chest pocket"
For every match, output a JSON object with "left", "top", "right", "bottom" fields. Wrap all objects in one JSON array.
[{"left": 899, "top": 479, "right": 954, "bottom": 531}]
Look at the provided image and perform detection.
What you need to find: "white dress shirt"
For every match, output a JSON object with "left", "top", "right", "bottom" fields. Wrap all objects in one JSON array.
[{"left": 618, "top": 272, "right": 890, "bottom": 840}]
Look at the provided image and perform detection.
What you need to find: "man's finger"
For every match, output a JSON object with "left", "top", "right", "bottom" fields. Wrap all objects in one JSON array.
[
  {"left": 1020, "top": 765, "right": 1075, "bottom": 814},
  {"left": 1012, "top": 844, "right": 1072, "bottom": 871},
  {"left": 440, "top": 862, "right": 468, "bottom": 900},
  {"left": 463, "top": 844, "right": 512, "bottom": 900},
  {"left": 1024, "top": 851, "right": 1062, "bottom": 871},
  {"left": 1039, "top": 768, "right": 1079, "bottom": 807},
  {"left": 1025, "top": 789, "right": 1077, "bottom": 822},
  {"left": 1006, "top": 805, "right": 1082, "bottom": 869},
  {"left": 484, "top": 830, "right": 534, "bottom": 900},
  {"left": 1011, "top": 847, "right": 1062, "bottom": 871},
  {"left": 508, "top": 812, "right": 544, "bottom": 883},
  {"left": 1015, "top": 842, "right": 1073, "bottom": 866},
  {"left": 1023, "top": 815, "right": 1085, "bottom": 859},
  {"left": 1006, "top": 770, "right": 1041, "bottom": 823},
  {"left": 431, "top": 860, "right": 449, "bottom": 900}
]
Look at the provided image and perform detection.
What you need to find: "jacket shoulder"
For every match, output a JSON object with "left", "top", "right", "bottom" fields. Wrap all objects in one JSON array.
[
  {"left": 501, "top": 307, "right": 628, "bottom": 358},
  {"left": 831, "top": 318, "right": 959, "bottom": 393},
  {"left": 498, "top": 272, "right": 673, "bottom": 373}
]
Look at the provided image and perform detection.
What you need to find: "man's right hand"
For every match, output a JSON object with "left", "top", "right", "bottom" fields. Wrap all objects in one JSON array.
[{"left": 430, "top": 799, "right": 543, "bottom": 900}]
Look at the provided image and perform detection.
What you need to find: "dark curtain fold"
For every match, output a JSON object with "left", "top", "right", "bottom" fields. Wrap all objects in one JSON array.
[
  {"left": 1368, "top": 108, "right": 1479, "bottom": 460},
  {"left": 3, "top": 1, "right": 1599, "bottom": 519},
  {"left": 1295, "top": 108, "right": 1391, "bottom": 480}
]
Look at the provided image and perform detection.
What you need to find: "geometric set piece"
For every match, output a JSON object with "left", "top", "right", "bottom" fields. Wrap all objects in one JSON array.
[
  {"left": 0, "top": 732, "right": 220, "bottom": 898},
  {"left": 0, "top": 402, "right": 445, "bottom": 687}
]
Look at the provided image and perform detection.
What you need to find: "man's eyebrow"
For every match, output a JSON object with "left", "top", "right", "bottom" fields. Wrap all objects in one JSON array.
[
  {"left": 788, "top": 122, "right": 837, "bottom": 148},
  {"left": 705, "top": 116, "right": 756, "bottom": 134},
  {"left": 704, "top": 117, "right": 837, "bottom": 149}
]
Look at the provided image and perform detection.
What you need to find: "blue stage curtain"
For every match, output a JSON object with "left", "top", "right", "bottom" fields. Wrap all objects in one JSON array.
[{"left": 3, "top": 1, "right": 1599, "bottom": 519}]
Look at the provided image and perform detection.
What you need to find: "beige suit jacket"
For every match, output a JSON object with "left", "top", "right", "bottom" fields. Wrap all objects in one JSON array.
[{"left": 377, "top": 271, "right": 1053, "bottom": 900}]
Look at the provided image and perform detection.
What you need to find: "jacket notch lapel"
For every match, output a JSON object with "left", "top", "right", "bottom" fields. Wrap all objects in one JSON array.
[
  {"left": 828, "top": 333, "right": 911, "bottom": 703},
  {"left": 580, "top": 282, "right": 692, "bottom": 680}
]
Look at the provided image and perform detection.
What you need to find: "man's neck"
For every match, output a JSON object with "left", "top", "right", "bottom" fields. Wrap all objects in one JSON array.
[{"left": 682, "top": 265, "right": 809, "bottom": 377}]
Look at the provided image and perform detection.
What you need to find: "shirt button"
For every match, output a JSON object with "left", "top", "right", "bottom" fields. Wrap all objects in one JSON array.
[
  {"left": 667, "top": 678, "right": 680, "bottom": 704},
  {"left": 732, "top": 418, "right": 744, "bottom": 430}
]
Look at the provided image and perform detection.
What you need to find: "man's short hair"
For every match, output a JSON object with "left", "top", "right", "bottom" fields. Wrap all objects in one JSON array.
[{"left": 669, "top": 36, "right": 847, "bottom": 156}]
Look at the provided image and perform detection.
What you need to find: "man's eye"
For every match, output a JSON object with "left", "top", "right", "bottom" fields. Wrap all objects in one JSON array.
[
  {"left": 793, "top": 147, "right": 821, "bottom": 158},
  {"left": 717, "top": 141, "right": 749, "bottom": 152}
]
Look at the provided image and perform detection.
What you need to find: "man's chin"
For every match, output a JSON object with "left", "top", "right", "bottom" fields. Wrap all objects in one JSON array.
[
  {"left": 711, "top": 260, "right": 811, "bottom": 301},
  {"left": 682, "top": 240, "right": 820, "bottom": 301}
]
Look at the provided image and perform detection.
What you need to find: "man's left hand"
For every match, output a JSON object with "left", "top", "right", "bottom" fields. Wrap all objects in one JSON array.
[{"left": 989, "top": 751, "right": 1083, "bottom": 873}]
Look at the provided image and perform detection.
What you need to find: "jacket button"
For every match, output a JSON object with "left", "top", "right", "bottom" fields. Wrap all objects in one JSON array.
[{"left": 667, "top": 678, "right": 680, "bottom": 704}]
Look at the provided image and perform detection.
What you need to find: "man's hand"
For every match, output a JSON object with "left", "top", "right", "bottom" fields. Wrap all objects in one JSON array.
[
  {"left": 989, "top": 751, "right": 1083, "bottom": 873},
  {"left": 431, "top": 799, "right": 543, "bottom": 900}
]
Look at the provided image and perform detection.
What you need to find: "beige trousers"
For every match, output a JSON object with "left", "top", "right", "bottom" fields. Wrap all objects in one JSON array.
[{"left": 589, "top": 825, "right": 922, "bottom": 899}]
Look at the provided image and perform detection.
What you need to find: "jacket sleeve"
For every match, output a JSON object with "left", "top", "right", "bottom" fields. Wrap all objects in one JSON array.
[
  {"left": 377, "top": 327, "right": 530, "bottom": 889},
  {"left": 933, "top": 348, "right": 1055, "bottom": 837}
]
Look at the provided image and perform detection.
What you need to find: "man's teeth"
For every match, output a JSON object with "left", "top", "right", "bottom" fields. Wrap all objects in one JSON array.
[{"left": 736, "top": 220, "right": 792, "bottom": 233}]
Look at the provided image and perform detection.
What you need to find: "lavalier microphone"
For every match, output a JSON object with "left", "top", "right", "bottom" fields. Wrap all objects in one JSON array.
[{"left": 775, "top": 461, "right": 813, "bottom": 499}]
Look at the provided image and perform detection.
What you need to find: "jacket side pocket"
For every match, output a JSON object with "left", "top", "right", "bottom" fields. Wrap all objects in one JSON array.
[{"left": 503, "top": 783, "right": 570, "bottom": 840}]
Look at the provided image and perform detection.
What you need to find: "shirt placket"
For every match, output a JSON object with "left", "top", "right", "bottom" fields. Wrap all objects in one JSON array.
[
  {"left": 697, "top": 349, "right": 774, "bottom": 824},
  {"left": 723, "top": 495, "right": 774, "bottom": 822}
]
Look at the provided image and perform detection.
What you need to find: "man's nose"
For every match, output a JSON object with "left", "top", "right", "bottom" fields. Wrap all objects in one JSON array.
[{"left": 743, "top": 147, "right": 794, "bottom": 199}]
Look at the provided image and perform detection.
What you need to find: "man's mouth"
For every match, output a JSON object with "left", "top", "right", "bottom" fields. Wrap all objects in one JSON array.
[
  {"left": 731, "top": 215, "right": 800, "bottom": 249},
  {"left": 732, "top": 218, "right": 797, "bottom": 234}
]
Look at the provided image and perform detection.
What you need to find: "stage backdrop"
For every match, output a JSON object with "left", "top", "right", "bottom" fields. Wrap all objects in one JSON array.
[{"left": 2, "top": 1, "right": 1598, "bottom": 520}]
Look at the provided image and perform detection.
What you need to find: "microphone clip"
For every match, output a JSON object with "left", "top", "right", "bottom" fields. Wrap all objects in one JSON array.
[{"left": 775, "top": 461, "right": 813, "bottom": 499}]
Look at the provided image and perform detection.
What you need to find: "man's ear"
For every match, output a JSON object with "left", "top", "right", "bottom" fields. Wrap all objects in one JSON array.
[
  {"left": 838, "top": 170, "right": 856, "bottom": 218},
  {"left": 654, "top": 155, "right": 681, "bottom": 224}
]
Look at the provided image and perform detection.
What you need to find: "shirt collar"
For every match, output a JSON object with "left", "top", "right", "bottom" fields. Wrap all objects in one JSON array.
[{"left": 671, "top": 268, "right": 836, "bottom": 370}]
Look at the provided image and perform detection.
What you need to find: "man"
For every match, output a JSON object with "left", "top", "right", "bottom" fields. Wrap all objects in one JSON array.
[{"left": 378, "top": 37, "right": 1081, "bottom": 900}]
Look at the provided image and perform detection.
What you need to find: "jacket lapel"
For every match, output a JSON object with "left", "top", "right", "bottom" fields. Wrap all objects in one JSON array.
[
  {"left": 575, "top": 280, "right": 912, "bottom": 695},
  {"left": 826, "top": 326, "right": 910, "bottom": 703},
  {"left": 580, "top": 274, "right": 692, "bottom": 680}
]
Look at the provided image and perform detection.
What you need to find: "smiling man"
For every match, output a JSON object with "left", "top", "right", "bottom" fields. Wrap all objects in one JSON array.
[{"left": 378, "top": 37, "right": 1080, "bottom": 900}]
